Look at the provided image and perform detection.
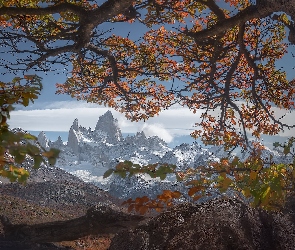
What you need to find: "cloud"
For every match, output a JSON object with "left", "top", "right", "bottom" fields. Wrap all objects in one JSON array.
[
  {"left": 142, "top": 123, "right": 173, "bottom": 143},
  {"left": 9, "top": 100, "right": 295, "bottom": 148},
  {"left": 10, "top": 107, "right": 113, "bottom": 132},
  {"left": 44, "top": 100, "right": 99, "bottom": 109},
  {"left": 10, "top": 101, "right": 201, "bottom": 137}
]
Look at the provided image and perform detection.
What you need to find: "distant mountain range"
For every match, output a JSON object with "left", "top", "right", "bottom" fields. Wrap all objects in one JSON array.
[{"left": 37, "top": 111, "right": 290, "bottom": 200}]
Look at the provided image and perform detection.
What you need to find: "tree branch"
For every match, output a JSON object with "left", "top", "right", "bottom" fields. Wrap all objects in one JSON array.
[
  {"left": 0, "top": 2, "right": 87, "bottom": 17},
  {"left": 184, "top": 5, "right": 271, "bottom": 43}
]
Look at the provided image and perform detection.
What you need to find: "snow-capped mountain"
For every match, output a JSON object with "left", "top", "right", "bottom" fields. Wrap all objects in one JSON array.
[
  {"left": 37, "top": 110, "right": 291, "bottom": 200},
  {"left": 36, "top": 111, "right": 221, "bottom": 199}
]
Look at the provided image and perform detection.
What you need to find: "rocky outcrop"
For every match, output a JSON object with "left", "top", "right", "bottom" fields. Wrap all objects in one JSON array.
[
  {"left": 95, "top": 110, "right": 123, "bottom": 144},
  {"left": 110, "top": 198, "right": 295, "bottom": 250},
  {"left": 51, "top": 136, "right": 63, "bottom": 149},
  {"left": 37, "top": 131, "right": 51, "bottom": 150},
  {"left": 1, "top": 204, "right": 144, "bottom": 243},
  {"left": 67, "top": 120, "right": 79, "bottom": 154}
]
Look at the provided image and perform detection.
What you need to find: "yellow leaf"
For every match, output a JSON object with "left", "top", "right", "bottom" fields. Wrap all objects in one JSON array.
[
  {"left": 242, "top": 187, "right": 251, "bottom": 197},
  {"left": 250, "top": 171, "right": 257, "bottom": 181},
  {"left": 261, "top": 186, "right": 271, "bottom": 206},
  {"left": 221, "top": 177, "right": 232, "bottom": 191}
]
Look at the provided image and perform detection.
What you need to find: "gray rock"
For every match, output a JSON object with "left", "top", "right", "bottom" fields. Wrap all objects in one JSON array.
[
  {"left": 94, "top": 110, "right": 123, "bottom": 144},
  {"left": 110, "top": 198, "right": 295, "bottom": 250}
]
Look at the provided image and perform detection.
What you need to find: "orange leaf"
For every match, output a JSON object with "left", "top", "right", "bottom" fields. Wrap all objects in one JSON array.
[
  {"left": 155, "top": 207, "right": 162, "bottom": 213},
  {"left": 172, "top": 191, "right": 181, "bottom": 199},
  {"left": 188, "top": 186, "right": 201, "bottom": 196},
  {"left": 193, "top": 195, "right": 202, "bottom": 201},
  {"left": 122, "top": 198, "right": 133, "bottom": 206},
  {"left": 128, "top": 204, "right": 134, "bottom": 213},
  {"left": 139, "top": 205, "right": 149, "bottom": 215}
]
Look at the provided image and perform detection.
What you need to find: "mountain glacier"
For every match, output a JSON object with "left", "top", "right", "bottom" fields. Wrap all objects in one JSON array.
[{"left": 37, "top": 111, "right": 289, "bottom": 200}]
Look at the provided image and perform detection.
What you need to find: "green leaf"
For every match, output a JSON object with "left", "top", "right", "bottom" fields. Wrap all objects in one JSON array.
[
  {"left": 22, "top": 97, "right": 29, "bottom": 107},
  {"left": 34, "top": 155, "right": 43, "bottom": 169},
  {"left": 43, "top": 148, "right": 60, "bottom": 158},
  {"left": 231, "top": 156, "right": 240, "bottom": 166},
  {"left": 48, "top": 157, "right": 57, "bottom": 165},
  {"left": 14, "top": 152, "right": 26, "bottom": 164},
  {"left": 124, "top": 160, "right": 133, "bottom": 168},
  {"left": 219, "top": 177, "right": 232, "bottom": 192},
  {"left": 26, "top": 143, "right": 40, "bottom": 155},
  {"left": 23, "top": 134, "right": 37, "bottom": 141},
  {"left": 118, "top": 170, "right": 127, "bottom": 178},
  {"left": 103, "top": 169, "right": 114, "bottom": 178},
  {"left": 12, "top": 77, "right": 22, "bottom": 83},
  {"left": 283, "top": 146, "right": 290, "bottom": 155}
]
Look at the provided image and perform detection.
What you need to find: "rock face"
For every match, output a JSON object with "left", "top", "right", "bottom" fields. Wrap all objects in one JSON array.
[
  {"left": 95, "top": 110, "right": 123, "bottom": 143},
  {"left": 51, "top": 136, "right": 63, "bottom": 148},
  {"left": 37, "top": 131, "right": 51, "bottom": 150},
  {"left": 1, "top": 204, "right": 144, "bottom": 243},
  {"left": 67, "top": 119, "right": 80, "bottom": 154},
  {"left": 110, "top": 198, "right": 295, "bottom": 250}
]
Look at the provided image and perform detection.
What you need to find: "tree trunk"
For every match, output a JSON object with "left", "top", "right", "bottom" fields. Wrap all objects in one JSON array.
[{"left": 0, "top": 204, "right": 144, "bottom": 243}]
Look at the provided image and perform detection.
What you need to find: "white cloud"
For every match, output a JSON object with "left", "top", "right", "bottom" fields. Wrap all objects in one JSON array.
[
  {"left": 11, "top": 100, "right": 295, "bottom": 141},
  {"left": 9, "top": 100, "right": 295, "bottom": 147},
  {"left": 44, "top": 100, "right": 99, "bottom": 109},
  {"left": 10, "top": 107, "right": 114, "bottom": 132},
  {"left": 142, "top": 123, "right": 173, "bottom": 143},
  {"left": 10, "top": 101, "right": 201, "bottom": 138}
]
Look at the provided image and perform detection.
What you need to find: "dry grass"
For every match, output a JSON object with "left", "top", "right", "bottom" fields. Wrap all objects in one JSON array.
[
  {"left": 0, "top": 194, "right": 112, "bottom": 250},
  {"left": 59, "top": 235, "right": 112, "bottom": 250}
]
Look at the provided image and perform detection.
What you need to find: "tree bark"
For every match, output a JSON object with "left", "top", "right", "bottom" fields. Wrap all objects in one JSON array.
[{"left": 0, "top": 204, "right": 145, "bottom": 243}]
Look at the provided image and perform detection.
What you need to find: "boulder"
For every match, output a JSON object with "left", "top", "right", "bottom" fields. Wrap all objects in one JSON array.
[
  {"left": 110, "top": 198, "right": 295, "bottom": 250},
  {"left": 1, "top": 204, "right": 144, "bottom": 243}
]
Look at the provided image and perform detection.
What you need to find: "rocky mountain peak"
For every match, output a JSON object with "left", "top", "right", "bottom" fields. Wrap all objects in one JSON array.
[
  {"left": 37, "top": 131, "right": 51, "bottom": 150},
  {"left": 68, "top": 119, "right": 79, "bottom": 154},
  {"left": 72, "top": 118, "right": 79, "bottom": 131},
  {"left": 135, "top": 131, "right": 146, "bottom": 139},
  {"left": 95, "top": 110, "right": 123, "bottom": 143},
  {"left": 51, "top": 136, "right": 64, "bottom": 149}
]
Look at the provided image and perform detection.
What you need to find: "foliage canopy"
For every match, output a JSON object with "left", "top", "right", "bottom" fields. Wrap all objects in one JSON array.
[
  {"left": 0, "top": 75, "right": 59, "bottom": 182},
  {"left": 1, "top": 0, "right": 295, "bottom": 210}
]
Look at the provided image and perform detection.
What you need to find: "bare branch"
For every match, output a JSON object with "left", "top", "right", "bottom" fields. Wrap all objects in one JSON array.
[
  {"left": 0, "top": 2, "right": 87, "bottom": 17},
  {"left": 184, "top": 5, "right": 271, "bottom": 43}
]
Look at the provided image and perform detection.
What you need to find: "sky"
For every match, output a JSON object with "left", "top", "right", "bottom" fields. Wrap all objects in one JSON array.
[{"left": 6, "top": 0, "right": 295, "bottom": 149}]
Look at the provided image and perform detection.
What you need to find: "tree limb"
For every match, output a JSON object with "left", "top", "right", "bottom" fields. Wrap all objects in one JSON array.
[{"left": 184, "top": 5, "right": 271, "bottom": 43}]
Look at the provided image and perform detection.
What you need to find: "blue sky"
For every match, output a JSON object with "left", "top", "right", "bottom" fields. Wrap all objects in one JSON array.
[{"left": 6, "top": 0, "right": 295, "bottom": 149}]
